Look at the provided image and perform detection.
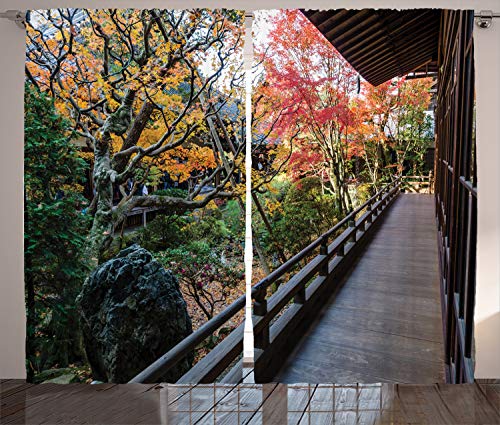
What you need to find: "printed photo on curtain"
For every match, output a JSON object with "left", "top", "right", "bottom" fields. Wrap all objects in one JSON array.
[
  {"left": 24, "top": 8, "right": 247, "bottom": 384},
  {"left": 249, "top": 9, "right": 476, "bottom": 385},
  {"left": 23, "top": 6, "right": 478, "bottom": 387}
]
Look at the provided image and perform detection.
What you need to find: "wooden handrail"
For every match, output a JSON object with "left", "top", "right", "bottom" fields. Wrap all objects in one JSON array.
[
  {"left": 130, "top": 176, "right": 401, "bottom": 384},
  {"left": 129, "top": 293, "right": 246, "bottom": 383},
  {"left": 403, "top": 175, "right": 431, "bottom": 179},
  {"left": 401, "top": 174, "right": 434, "bottom": 194}
]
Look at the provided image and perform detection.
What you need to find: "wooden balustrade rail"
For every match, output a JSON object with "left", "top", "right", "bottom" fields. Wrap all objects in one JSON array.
[
  {"left": 129, "top": 292, "right": 246, "bottom": 383},
  {"left": 401, "top": 174, "right": 434, "bottom": 193},
  {"left": 130, "top": 177, "right": 401, "bottom": 384}
]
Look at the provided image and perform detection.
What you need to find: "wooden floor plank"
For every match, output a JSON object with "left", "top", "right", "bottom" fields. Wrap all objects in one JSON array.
[
  {"left": 284, "top": 384, "right": 318, "bottom": 425},
  {"left": 395, "top": 385, "right": 454, "bottom": 424},
  {"left": 212, "top": 385, "right": 262, "bottom": 425},
  {"left": 167, "top": 369, "right": 259, "bottom": 424},
  {"left": 281, "top": 339, "right": 443, "bottom": 384},
  {"left": 304, "top": 324, "right": 444, "bottom": 362},
  {"left": 87, "top": 384, "right": 161, "bottom": 425},
  {"left": 164, "top": 384, "right": 215, "bottom": 424},
  {"left": 1, "top": 382, "right": 498, "bottom": 424},
  {"left": 244, "top": 383, "right": 316, "bottom": 424},
  {"left": 318, "top": 305, "right": 443, "bottom": 343},
  {"left": 2, "top": 383, "right": 160, "bottom": 425},
  {"left": 258, "top": 384, "right": 288, "bottom": 424},
  {"left": 476, "top": 380, "right": 500, "bottom": 412},
  {"left": 275, "top": 194, "right": 445, "bottom": 384},
  {"left": 1, "top": 383, "right": 84, "bottom": 422},
  {"left": 205, "top": 384, "right": 262, "bottom": 424},
  {"left": 0, "top": 381, "right": 35, "bottom": 399}
]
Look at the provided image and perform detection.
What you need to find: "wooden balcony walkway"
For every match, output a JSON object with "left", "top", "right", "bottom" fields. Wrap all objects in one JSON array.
[
  {"left": 274, "top": 194, "right": 445, "bottom": 384},
  {"left": 2, "top": 380, "right": 499, "bottom": 424}
]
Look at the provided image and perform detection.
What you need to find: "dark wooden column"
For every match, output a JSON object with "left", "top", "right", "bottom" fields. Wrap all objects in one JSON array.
[{"left": 434, "top": 10, "right": 476, "bottom": 384}]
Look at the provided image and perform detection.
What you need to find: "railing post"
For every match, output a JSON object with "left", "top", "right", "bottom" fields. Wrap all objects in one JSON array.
[
  {"left": 253, "top": 287, "right": 270, "bottom": 350},
  {"left": 348, "top": 220, "right": 357, "bottom": 243},
  {"left": 294, "top": 286, "right": 306, "bottom": 305},
  {"left": 378, "top": 193, "right": 384, "bottom": 212},
  {"left": 366, "top": 204, "right": 372, "bottom": 224},
  {"left": 319, "top": 235, "right": 329, "bottom": 277}
]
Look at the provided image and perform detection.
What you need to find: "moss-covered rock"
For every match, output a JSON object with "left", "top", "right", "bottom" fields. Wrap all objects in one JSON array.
[{"left": 77, "top": 244, "right": 193, "bottom": 383}]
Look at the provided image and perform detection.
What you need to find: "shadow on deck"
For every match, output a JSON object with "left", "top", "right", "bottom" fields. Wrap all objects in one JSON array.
[{"left": 274, "top": 194, "right": 444, "bottom": 384}]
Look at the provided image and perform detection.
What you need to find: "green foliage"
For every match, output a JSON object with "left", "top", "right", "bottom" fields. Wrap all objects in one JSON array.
[
  {"left": 259, "top": 177, "right": 340, "bottom": 258},
  {"left": 138, "top": 215, "right": 188, "bottom": 252},
  {"left": 160, "top": 241, "right": 241, "bottom": 285},
  {"left": 280, "top": 178, "right": 339, "bottom": 249},
  {"left": 355, "top": 183, "right": 374, "bottom": 205},
  {"left": 137, "top": 207, "right": 235, "bottom": 254},
  {"left": 137, "top": 199, "right": 244, "bottom": 325},
  {"left": 220, "top": 199, "right": 244, "bottom": 235},
  {"left": 24, "top": 83, "right": 90, "bottom": 377},
  {"left": 154, "top": 188, "right": 189, "bottom": 198},
  {"left": 183, "top": 216, "right": 231, "bottom": 244}
]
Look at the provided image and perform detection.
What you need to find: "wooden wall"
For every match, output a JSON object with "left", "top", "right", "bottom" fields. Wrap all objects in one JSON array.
[{"left": 434, "top": 10, "right": 477, "bottom": 383}]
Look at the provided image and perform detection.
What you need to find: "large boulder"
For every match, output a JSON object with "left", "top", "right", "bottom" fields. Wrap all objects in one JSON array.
[{"left": 77, "top": 244, "right": 193, "bottom": 383}]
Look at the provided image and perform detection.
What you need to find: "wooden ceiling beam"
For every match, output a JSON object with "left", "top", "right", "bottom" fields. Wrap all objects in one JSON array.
[{"left": 302, "top": 8, "right": 442, "bottom": 86}]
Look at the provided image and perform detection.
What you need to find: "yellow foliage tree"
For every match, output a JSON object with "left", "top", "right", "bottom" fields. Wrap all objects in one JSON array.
[{"left": 26, "top": 8, "right": 245, "bottom": 263}]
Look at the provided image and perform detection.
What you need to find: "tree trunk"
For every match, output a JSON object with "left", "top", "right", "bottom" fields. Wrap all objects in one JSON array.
[
  {"left": 253, "top": 233, "right": 271, "bottom": 276},
  {"left": 84, "top": 134, "right": 115, "bottom": 265},
  {"left": 203, "top": 103, "right": 275, "bottom": 279},
  {"left": 252, "top": 192, "right": 287, "bottom": 264}
]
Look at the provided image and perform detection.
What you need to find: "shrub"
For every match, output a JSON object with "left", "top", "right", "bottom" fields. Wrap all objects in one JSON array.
[
  {"left": 138, "top": 214, "right": 188, "bottom": 252},
  {"left": 183, "top": 215, "right": 231, "bottom": 244},
  {"left": 158, "top": 241, "right": 244, "bottom": 323},
  {"left": 271, "top": 177, "right": 340, "bottom": 255}
]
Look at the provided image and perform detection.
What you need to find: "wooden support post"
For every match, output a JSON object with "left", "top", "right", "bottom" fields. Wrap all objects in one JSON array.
[
  {"left": 367, "top": 204, "right": 372, "bottom": 224},
  {"left": 253, "top": 287, "right": 270, "bottom": 350},
  {"left": 348, "top": 220, "right": 357, "bottom": 243},
  {"left": 319, "top": 235, "right": 328, "bottom": 277},
  {"left": 143, "top": 210, "right": 147, "bottom": 228},
  {"left": 294, "top": 286, "right": 306, "bottom": 304}
]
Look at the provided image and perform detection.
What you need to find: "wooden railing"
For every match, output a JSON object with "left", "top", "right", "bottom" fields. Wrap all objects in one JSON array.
[
  {"left": 122, "top": 206, "right": 162, "bottom": 229},
  {"left": 401, "top": 173, "right": 434, "bottom": 193},
  {"left": 130, "top": 177, "right": 401, "bottom": 384},
  {"left": 129, "top": 290, "right": 247, "bottom": 384}
]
